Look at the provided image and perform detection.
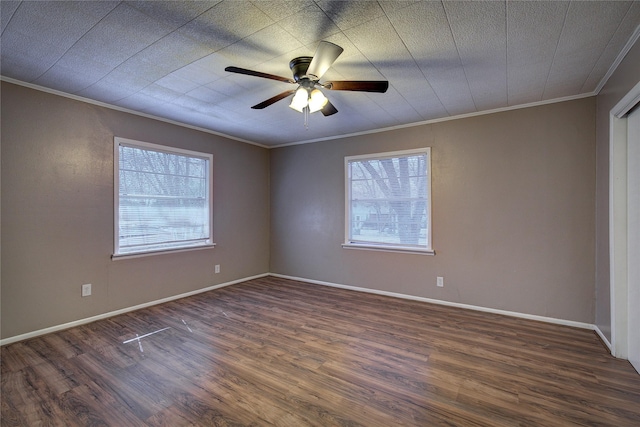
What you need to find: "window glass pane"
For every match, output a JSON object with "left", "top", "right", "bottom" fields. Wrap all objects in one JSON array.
[
  {"left": 115, "top": 140, "right": 212, "bottom": 255},
  {"left": 347, "top": 150, "right": 430, "bottom": 250}
]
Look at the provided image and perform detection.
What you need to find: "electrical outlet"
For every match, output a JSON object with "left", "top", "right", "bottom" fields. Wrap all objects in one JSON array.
[
  {"left": 437, "top": 277, "right": 444, "bottom": 287},
  {"left": 215, "top": 264, "right": 220, "bottom": 274},
  {"left": 82, "top": 283, "right": 92, "bottom": 297}
]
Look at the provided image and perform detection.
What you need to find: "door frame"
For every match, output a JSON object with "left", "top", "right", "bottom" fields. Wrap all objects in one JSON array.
[{"left": 610, "top": 80, "right": 640, "bottom": 359}]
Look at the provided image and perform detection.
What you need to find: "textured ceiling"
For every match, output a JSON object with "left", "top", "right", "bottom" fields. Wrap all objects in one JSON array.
[{"left": 2, "top": 1, "right": 639, "bottom": 147}]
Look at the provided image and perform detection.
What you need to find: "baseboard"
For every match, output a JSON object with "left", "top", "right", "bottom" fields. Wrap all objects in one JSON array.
[
  {"left": 1, "top": 272, "right": 601, "bottom": 347},
  {"left": 270, "top": 273, "right": 596, "bottom": 331},
  {"left": 0, "top": 273, "right": 269, "bottom": 346},
  {"left": 594, "top": 325, "right": 613, "bottom": 352}
]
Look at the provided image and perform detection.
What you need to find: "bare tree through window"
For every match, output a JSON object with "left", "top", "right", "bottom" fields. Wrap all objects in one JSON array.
[
  {"left": 346, "top": 149, "right": 431, "bottom": 251},
  {"left": 115, "top": 138, "right": 213, "bottom": 256}
]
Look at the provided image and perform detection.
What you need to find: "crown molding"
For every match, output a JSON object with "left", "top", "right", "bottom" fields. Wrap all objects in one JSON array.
[
  {"left": 594, "top": 23, "right": 640, "bottom": 95},
  {"left": 0, "top": 76, "right": 270, "bottom": 149}
]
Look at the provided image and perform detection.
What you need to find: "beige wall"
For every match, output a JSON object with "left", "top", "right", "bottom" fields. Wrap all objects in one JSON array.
[
  {"left": 271, "top": 98, "right": 596, "bottom": 323},
  {"left": 595, "top": 40, "right": 640, "bottom": 342},
  {"left": 1, "top": 79, "right": 605, "bottom": 339},
  {"left": 1, "top": 82, "right": 270, "bottom": 339}
]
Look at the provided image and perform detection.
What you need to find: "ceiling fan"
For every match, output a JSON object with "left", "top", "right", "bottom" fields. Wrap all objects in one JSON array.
[{"left": 224, "top": 41, "right": 389, "bottom": 117}]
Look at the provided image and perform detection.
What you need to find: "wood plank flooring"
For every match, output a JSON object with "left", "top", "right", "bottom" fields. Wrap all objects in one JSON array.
[{"left": 2, "top": 276, "right": 640, "bottom": 426}]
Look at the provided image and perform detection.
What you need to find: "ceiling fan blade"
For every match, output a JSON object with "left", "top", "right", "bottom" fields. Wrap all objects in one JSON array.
[
  {"left": 225, "top": 66, "right": 294, "bottom": 83},
  {"left": 320, "top": 100, "right": 338, "bottom": 116},
  {"left": 306, "top": 41, "right": 344, "bottom": 80},
  {"left": 251, "top": 90, "right": 296, "bottom": 109},
  {"left": 325, "top": 80, "right": 389, "bottom": 93}
]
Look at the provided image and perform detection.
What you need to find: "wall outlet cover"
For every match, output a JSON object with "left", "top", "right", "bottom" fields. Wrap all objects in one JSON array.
[{"left": 82, "top": 283, "right": 92, "bottom": 297}]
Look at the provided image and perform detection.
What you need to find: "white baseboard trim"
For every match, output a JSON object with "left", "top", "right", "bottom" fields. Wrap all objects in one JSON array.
[
  {"left": 0, "top": 273, "right": 269, "bottom": 346},
  {"left": 270, "top": 273, "right": 596, "bottom": 331},
  {"left": 594, "top": 325, "right": 613, "bottom": 351},
  {"left": 1, "top": 272, "right": 603, "bottom": 348}
]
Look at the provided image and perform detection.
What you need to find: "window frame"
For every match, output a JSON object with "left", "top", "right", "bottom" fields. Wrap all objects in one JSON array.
[
  {"left": 343, "top": 147, "right": 434, "bottom": 255},
  {"left": 112, "top": 137, "right": 215, "bottom": 260}
]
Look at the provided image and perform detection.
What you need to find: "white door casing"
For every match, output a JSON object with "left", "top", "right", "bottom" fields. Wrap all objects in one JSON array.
[
  {"left": 627, "top": 106, "right": 640, "bottom": 374},
  {"left": 610, "top": 80, "right": 640, "bottom": 364}
]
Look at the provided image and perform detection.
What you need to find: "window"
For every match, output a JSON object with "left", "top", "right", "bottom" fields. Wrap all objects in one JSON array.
[
  {"left": 113, "top": 137, "right": 214, "bottom": 258},
  {"left": 344, "top": 148, "right": 433, "bottom": 254}
]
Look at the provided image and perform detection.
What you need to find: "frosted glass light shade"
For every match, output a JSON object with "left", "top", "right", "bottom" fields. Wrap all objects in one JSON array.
[
  {"left": 289, "top": 88, "right": 309, "bottom": 112},
  {"left": 308, "top": 89, "right": 328, "bottom": 113}
]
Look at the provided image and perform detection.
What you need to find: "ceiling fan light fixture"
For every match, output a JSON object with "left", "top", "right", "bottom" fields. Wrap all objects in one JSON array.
[
  {"left": 289, "top": 87, "right": 308, "bottom": 112},
  {"left": 308, "top": 89, "right": 328, "bottom": 113},
  {"left": 225, "top": 41, "right": 388, "bottom": 117}
]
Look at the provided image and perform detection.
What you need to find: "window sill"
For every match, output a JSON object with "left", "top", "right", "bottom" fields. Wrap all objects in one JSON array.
[
  {"left": 112, "top": 243, "right": 216, "bottom": 261},
  {"left": 342, "top": 243, "right": 435, "bottom": 255}
]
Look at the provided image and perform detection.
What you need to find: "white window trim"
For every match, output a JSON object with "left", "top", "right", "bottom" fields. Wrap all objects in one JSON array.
[
  {"left": 341, "top": 242, "right": 435, "bottom": 255},
  {"left": 113, "top": 137, "right": 215, "bottom": 259},
  {"left": 344, "top": 147, "right": 434, "bottom": 255}
]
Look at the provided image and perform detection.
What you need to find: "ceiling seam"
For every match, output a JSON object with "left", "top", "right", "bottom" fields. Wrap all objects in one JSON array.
[
  {"left": 582, "top": 1, "right": 634, "bottom": 94},
  {"left": 41, "top": 1, "right": 177, "bottom": 98},
  {"left": 83, "top": 2, "right": 228, "bottom": 105},
  {"left": 380, "top": 2, "right": 451, "bottom": 119},
  {"left": 111, "top": 2, "right": 224, "bottom": 99},
  {"left": 0, "top": 0, "right": 21, "bottom": 38},
  {"left": 382, "top": 2, "right": 451, "bottom": 119},
  {"left": 127, "top": 4, "right": 315, "bottom": 114},
  {"left": 312, "top": 0, "right": 341, "bottom": 43},
  {"left": 133, "top": 4, "right": 277, "bottom": 122},
  {"left": 337, "top": 14, "right": 422, "bottom": 124},
  {"left": 29, "top": 1, "right": 122, "bottom": 84},
  {"left": 540, "top": 0, "right": 570, "bottom": 101},
  {"left": 441, "top": 0, "right": 477, "bottom": 112}
]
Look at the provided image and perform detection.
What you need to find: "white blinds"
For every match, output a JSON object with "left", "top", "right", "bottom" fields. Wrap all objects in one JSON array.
[
  {"left": 115, "top": 139, "right": 212, "bottom": 255},
  {"left": 347, "top": 149, "right": 430, "bottom": 250}
]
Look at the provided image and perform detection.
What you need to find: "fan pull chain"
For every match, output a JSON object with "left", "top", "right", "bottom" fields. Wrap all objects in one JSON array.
[{"left": 304, "top": 106, "right": 309, "bottom": 129}]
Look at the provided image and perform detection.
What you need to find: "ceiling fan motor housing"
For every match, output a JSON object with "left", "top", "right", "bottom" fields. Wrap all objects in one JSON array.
[{"left": 289, "top": 57, "right": 314, "bottom": 84}]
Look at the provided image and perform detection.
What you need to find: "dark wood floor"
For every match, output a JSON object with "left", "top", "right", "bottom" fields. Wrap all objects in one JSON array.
[{"left": 2, "top": 276, "right": 640, "bottom": 426}]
